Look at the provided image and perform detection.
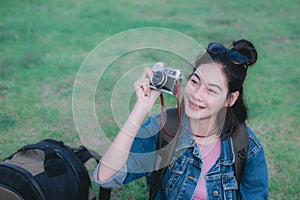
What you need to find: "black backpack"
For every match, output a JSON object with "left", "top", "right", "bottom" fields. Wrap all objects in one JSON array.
[{"left": 0, "top": 139, "right": 106, "bottom": 200}]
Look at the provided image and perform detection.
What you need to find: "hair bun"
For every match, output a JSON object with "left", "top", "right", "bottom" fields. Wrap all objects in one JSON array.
[{"left": 232, "top": 39, "right": 258, "bottom": 66}]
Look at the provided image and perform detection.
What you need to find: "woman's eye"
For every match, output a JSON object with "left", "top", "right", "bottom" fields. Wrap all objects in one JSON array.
[
  {"left": 191, "top": 79, "right": 198, "bottom": 85},
  {"left": 208, "top": 88, "right": 217, "bottom": 94}
]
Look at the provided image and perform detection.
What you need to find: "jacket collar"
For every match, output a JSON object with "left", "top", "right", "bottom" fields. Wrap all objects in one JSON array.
[{"left": 174, "top": 114, "right": 235, "bottom": 165}]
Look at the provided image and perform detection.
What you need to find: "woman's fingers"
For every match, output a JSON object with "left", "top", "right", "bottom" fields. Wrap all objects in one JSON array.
[
  {"left": 134, "top": 78, "right": 150, "bottom": 97},
  {"left": 134, "top": 68, "right": 150, "bottom": 97},
  {"left": 134, "top": 64, "right": 163, "bottom": 100}
]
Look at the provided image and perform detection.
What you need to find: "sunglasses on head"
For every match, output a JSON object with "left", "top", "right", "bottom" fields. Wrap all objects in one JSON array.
[{"left": 207, "top": 42, "right": 250, "bottom": 67}]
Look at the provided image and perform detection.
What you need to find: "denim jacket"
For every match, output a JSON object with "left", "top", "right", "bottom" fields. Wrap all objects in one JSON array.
[{"left": 94, "top": 113, "right": 268, "bottom": 200}]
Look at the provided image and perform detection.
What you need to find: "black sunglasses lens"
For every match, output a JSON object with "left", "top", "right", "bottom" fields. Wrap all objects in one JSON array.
[
  {"left": 227, "top": 51, "right": 249, "bottom": 65},
  {"left": 207, "top": 43, "right": 227, "bottom": 54},
  {"left": 207, "top": 42, "right": 250, "bottom": 66}
]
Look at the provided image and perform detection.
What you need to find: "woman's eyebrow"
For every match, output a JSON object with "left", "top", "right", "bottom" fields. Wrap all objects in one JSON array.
[{"left": 192, "top": 73, "right": 200, "bottom": 80}]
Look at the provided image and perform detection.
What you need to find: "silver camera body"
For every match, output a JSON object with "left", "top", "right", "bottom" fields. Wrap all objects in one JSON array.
[{"left": 150, "top": 64, "right": 182, "bottom": 95}]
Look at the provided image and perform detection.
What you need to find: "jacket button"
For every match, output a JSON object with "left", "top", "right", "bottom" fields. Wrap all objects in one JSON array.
[{"left": 212, "top": 191, "right": 219, "bottom": 196}]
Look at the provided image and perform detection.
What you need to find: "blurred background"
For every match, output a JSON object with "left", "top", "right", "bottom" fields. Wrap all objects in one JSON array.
[{"left": 0, "top": 0, "right": 299, "bottom": 199}]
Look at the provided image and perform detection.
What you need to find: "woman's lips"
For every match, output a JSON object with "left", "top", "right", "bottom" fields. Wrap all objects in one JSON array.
[{"left": 188, "top": 100, "right": 205, "bottom": 111}]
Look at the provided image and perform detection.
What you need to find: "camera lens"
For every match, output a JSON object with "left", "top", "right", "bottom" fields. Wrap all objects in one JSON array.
[{"left": 151, "top": 71, "right": 167, "bottom": 88}]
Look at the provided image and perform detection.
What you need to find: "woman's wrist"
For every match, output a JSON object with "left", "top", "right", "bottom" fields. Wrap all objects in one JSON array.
[{"left": 130, "top": 103, "right": 151, "bottom": 123}]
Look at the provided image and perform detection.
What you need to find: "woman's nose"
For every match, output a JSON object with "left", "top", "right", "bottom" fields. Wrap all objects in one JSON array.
[{"left": 192, "top": 86, "right": 205, "bottom": 101}]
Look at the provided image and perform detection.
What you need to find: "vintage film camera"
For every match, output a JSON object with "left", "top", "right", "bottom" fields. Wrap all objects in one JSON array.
[{"left": 150, "top": 63, "right": 182, "bottom": 95}]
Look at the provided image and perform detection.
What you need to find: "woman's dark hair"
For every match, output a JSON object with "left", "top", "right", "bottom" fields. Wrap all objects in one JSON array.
[{"left": 193, "top": 39, "right": 258, "bottom": 137}]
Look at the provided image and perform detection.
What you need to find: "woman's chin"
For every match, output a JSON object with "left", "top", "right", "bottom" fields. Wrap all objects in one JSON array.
[{"left": 185, "top": 108, "right": 205, "bottom": 120}]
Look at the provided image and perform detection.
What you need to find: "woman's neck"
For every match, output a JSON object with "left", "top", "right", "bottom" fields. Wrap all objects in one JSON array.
[{"left": 189, "top": 117, "right": 224, "bottom": 145}]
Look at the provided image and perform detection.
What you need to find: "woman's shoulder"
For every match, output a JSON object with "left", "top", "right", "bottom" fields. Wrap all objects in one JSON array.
[
  {"left": 142, "top": 112, "right": 161, "bottom": 127},
  {"left": 136, "top": 112, "right": 162, "bottom": 139},
  {"left": 246, "top": 126, "right": 264, "bottom": 156}
]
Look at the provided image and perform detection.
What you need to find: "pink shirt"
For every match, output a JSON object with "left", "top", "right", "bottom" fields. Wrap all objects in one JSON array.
[{"left": 193, "top": 139, "right": 221, "bottom": 200}]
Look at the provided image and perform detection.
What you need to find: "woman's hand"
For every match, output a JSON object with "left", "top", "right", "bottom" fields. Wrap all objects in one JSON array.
[
  {"left": 97, "top": 63, "right": 163, "bottom": 182},
  {"left": 133, "top": 64, "right": 162, "bottom": 108}
]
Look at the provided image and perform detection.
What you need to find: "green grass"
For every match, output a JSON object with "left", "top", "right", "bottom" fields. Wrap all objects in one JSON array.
[{"left": 0, "top": 0, "right": 299, "bottom": 199}]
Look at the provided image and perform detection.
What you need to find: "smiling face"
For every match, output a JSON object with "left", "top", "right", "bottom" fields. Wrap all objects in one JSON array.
[{"left": 184, "top": 63, "right": 230, "bottom": 122}]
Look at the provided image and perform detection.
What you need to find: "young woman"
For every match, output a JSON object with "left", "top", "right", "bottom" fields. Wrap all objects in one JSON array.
[{"left": 94, "top": 39, "right": 268, "bottom": 199}]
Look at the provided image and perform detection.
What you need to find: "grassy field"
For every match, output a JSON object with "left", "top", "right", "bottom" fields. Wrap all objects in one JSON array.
[{"left": 0, "top": 0, "right": 299, "bottom": 199}]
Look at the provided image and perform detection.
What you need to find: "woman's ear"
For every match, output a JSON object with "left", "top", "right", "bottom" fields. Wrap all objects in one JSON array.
[{"left": 226, "top": 91, "right": 240, "bottom": 107}]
